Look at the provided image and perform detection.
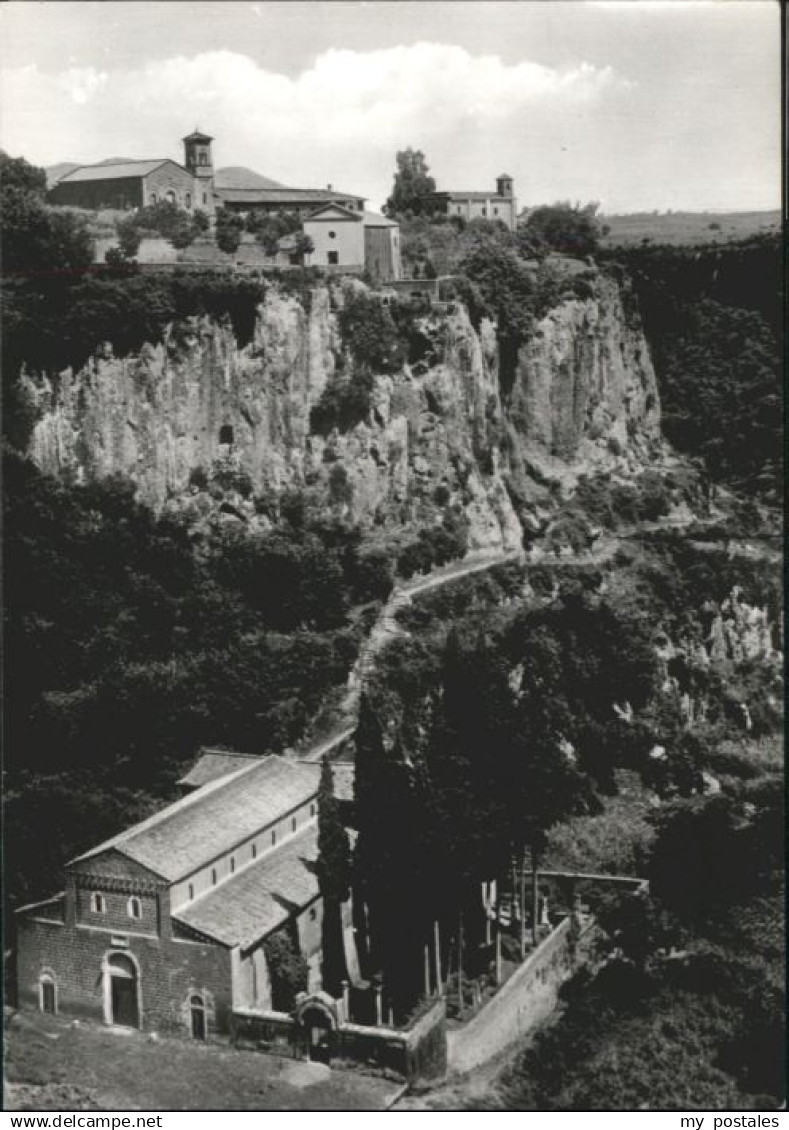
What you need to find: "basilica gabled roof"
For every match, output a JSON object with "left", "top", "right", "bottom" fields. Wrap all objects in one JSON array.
[
  {"left": 57, "top": 158, "right": 185, "bottom": 183},
  {"left": 173, "top": 823, "right": 320, "bottom": 949},
  {"left": 69, "top": 755, "right": 321, "bottom": 881}
]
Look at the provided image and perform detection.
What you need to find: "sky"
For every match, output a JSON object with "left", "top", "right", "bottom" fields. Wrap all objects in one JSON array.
[{"left": 0, "top": 1, "right": 781, "bottom": 213}]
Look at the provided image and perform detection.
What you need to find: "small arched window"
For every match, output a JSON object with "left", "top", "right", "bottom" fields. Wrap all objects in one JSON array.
[
  {"left": 229, "top": 856, "right": 235, "bottom": 874},
  {"left": 211, "top": 868, "right": 218, "bottom": 886},
  {"left": 188, "top": 883, "right": 194, "bottom": 901},
  {"left": 39, "top": 973, "right": 57, "bottom": 1014},
  {"left": 251, "top": 843, "right": 257, "bottom": 860},
  {"left": 127, "top": 896, "right": 142, "bottom": 920},
  {"left": 310, "top": 803, "right": 316, "bottom": 817},
  {"left": 271, "top": 831, "right": 277, "bottom": 846},
  {"left": 219, "top": 424, "right": 234, "bottom": 445},
  {"left": 185, "top": 193, "right": 192, "bottom": 209},
  {"left": 91, "top": 892, "right": 106, "bottom": 914},
  {"left": 291, "top": 817, "right": 297, "bottom": 833},
  {"left": 190, "top": 993, "right": 206, "bottom": 1040}
]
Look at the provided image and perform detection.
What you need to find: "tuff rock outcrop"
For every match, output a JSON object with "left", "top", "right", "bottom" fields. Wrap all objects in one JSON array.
[{"left": 21, "top": 276, "right": 662, "bottom": 551}]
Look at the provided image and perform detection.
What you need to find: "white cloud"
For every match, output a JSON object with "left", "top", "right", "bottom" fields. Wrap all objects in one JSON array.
[
  {"left": 58, "top": 67, "right": 108, "bottom": 105},
  {"left": 0, "top": 44, "right": 621, "bottom": 206},
  {"left": 0, "top": 40, "right": 778, "bottom": 211}
]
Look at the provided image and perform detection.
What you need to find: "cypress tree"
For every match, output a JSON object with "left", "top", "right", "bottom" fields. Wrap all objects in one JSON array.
[{"left": 317, "top": 756, "right": 350, "bottom": 997}]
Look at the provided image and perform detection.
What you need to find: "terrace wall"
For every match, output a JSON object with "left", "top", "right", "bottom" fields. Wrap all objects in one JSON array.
[
  {"left": 446, "top": 872, "right": 647, "bottom": 1075},
  {"left": 446, "top": 916, "right": 588, "bottom": 1074}
]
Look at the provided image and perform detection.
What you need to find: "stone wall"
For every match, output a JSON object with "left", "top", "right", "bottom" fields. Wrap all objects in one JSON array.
[
  {"left": 446, "top": 872, "right": 648, "bottom": 1075},
  {"left": 446, "top": 917, "right": 594, "bottom": 1075},
  {"left": 231, "top": 1008, "right": 296, "bottom": 1056},
  {"left": 229, "top": 997, "right": 446, "bottom": 1082},
  {"left": 16, "top": 913, "right": 233, "bottom": 1037}
]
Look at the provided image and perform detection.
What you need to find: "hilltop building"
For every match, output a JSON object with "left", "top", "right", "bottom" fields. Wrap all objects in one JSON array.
[
  {"left": 47, "top": 131, "right": 366, "bottom": 225},
  {"left": 48, "top": 156, "right": 207, "bottom": 215},
  {"left": 48, "top": 130, "right": 401, "bottom": 280},
  {"left": 422, "top": 174, "right": 518, "bottom": 230},
  {"left": 303, "top": 205, "right": 402, "bottom": 282},
  {"left": 16, "top": 753, "right": 356, "bottom": 1039}
]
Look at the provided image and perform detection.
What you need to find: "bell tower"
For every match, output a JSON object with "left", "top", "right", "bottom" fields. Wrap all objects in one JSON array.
[
  {"left": 183, "top": 129, "right": 215, "bottom": 214},
  {"left": 496, "top": 173, "right": 514, "bottom": 198}
]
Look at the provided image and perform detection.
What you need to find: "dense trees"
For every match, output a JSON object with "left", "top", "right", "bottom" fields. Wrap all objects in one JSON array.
[
  {"left": 384, "top": 148, "right": 437, "bottom": 217},
  {"left": 1, "top": 151, "right": 93, "bottom": 275},
  {"left": 110, "top": 200, "right": 209, "bottom": 260},
  {"left": 604, "top": 236, "right": 781, "bottom": 501},
  {"left": 519, "top": 201, "right": 606, "bottom": 257},
  {"left": 2, "top": 451, "right": 394, "bottom": 921},
  {"left": 474, "top": 764, "right": 784, "bottom": 1111},
  {"left": 0, "top": 150, "right": 47, "bottom": 195},
  {"left": 351, "top": 586, "right": 664, "bottom": 1015}
]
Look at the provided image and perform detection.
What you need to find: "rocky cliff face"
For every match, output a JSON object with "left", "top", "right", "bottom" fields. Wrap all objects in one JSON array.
[
  {"left": 510, "top": 276, "right": 661, "bottom": 470},
  {"left": 21, "top": 275, "right": 661, "bottom": 551}
]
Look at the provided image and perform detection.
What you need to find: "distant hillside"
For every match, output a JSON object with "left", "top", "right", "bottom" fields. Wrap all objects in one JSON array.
[
  {"left": 45, "top": 158, "right": 137, "bottom": 189},
  {"left": 214, "top": 166, "right": 287, "bottom": 190},
  {"left": 601, "top": 209, "right": 780, "bottom": 247},
  {"left": 45, "top": 162, "right": 79, "bottom": 189}
]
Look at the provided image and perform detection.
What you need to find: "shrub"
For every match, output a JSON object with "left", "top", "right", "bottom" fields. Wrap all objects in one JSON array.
[
  {"left": 188, "top": 466, "right": 208, "bottom": 490},
  {"left": 520, "top": 202, "right": 604, "bottom": 257},
  {"left": 116, "top": 216, "right": 141, "bottom": 260},
  {"left": 328, "top": 463, "right": 353, "bottom": 505},
  {"left": 263, "top": 928, "right": 309, "bottom": 1011},
  {"left": 338, "top": 291, "right": 405, "bottom": 375},
  {"left": 215, "top": 211, "right": 244, "bottom": 255}
]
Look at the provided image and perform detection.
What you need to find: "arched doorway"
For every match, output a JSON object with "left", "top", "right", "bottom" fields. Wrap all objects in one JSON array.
[
  {"left": 190, "top": 994, "right": 206, "bottom": 1040},
  {"left": 294, "top": 993, "right": 338, "bottom": 1064},
  {"left": 39, "top": 972, "right": 57, "bottom": 1014},
  {"left": 301, "top": 1006, "right": 333, "bottom": 1063},
  {"left": 105, "top": 953, "right": 140, "bottom": 1028}
]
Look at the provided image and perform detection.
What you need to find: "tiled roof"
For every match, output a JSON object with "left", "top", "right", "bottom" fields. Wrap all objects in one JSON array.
[
  {"left": 216, "top": 187, "right": 364, "bottom": 205},
  {"left": 174, "top": 824, "right": 320, "bottom": 948},
  {"left": 304, "top": 204, "right": 363, "bottom": 222},
  {"left": 363, "top": 211, "right": 399, "bottom": 228},
  {"left": 58, "top": 159, "right": 176, "bottom": 183},
  {"left": 70, "top": 756, "right": 320, "bottom": 881},
  {"left": 179, "top": 749, "right": 262, "bottom": 789}
]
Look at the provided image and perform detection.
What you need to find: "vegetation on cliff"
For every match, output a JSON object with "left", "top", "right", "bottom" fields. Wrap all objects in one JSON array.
[
  {"left": 603, "top": 235, "right": 781, "bottom": 502},
  {"left": 0, "top": 151, "right": 93, "bottom": 276}
]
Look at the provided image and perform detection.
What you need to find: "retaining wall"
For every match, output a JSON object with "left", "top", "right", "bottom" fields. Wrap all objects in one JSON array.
[
  {"left": 446, "top": 917, "right": 596, "bottom": 1075},
  {"left": 229, "top": 997, "right": 446, "bottom": 1081}
]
